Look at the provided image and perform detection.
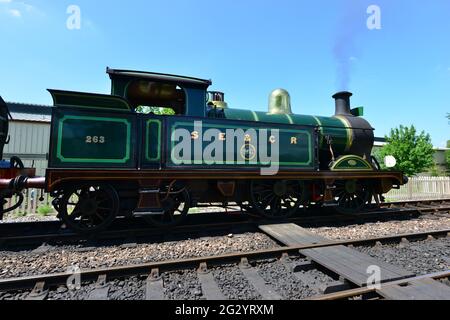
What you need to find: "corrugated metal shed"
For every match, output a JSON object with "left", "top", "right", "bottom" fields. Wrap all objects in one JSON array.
[
  {"left": 3, "top": 102, "right": 52, "bottom": 176},
  {"left": 7, "top": 102, "right": 52, "bottom": 123},
  {"left": 10, "top": 112, "right": 51, "bottom": 123}
]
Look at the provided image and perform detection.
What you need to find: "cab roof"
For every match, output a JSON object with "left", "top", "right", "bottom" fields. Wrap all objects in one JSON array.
[{"left": 106, "top": 67, "right": 212, "bottom": 88}]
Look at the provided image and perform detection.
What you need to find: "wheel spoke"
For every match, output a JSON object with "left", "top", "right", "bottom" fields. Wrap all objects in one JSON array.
[
  {"left": 261, "top": 194, "right": 276, "bottom": 209},
  {"left": 270, "top": 198, "right": 281, "bottom": 215},
  {"left": 250, "top": 180, "right": 302, "bottom": 219},
  {"left": 68, "top": 209, "right": 82, "bottom": 221},
  {"left": 334, "top": 181, "right": 372, "bottom": 214},
  {"left": 144, "top": 188, "right": 189, "bottom": 227},
  {"left": 97, "top": 206, "right": 111, "bottom": 210},
  {"left": 95, "top": 213, "right": 105, "bottom": 221}
]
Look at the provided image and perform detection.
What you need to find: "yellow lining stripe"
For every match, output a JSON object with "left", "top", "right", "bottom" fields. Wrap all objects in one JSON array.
[
  {"left": 312, "top": 116, "right": 322, "bottom": 127},
  {"left": 251, "top": 111, "right": 260, "bottom": 122},
  {"left": 285, "top": 114, "right": 294, "bottom": 124},
  {"left": 334, "top": 115, "right": 353, "bottom": 152},
  {"left": 330, "top": 155, "right": 373, "bottom": 171},
  {"left": 312, "top": 116, "right": 324, "bottom": 147}
]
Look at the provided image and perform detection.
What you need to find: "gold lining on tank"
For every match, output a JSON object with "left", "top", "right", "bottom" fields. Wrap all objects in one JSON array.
[
  {"left": 334, "top": 115, "right": 353, "bottom": 152},
  {"left": 285, "top": 114, "right": 294, "bottom": 124},
  {"left": 251, "top": 111, "right": 260, "bottom": 122},
  {"left": 312, "top": 116, "right": 324, "bottom": 147}
]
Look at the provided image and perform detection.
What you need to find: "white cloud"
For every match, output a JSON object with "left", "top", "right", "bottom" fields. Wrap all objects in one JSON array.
[
  {"left": 8, "top": 8, "right": 20, "bottom": 17},
  {"left": 0, "top": 0, "right": 41, "bottom": 18},
  {"left": 19, "top": 1, "right": 33, "bottom": 12}
]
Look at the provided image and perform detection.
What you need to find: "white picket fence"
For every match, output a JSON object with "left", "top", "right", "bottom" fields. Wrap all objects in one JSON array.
[
  {"left": 385, "top": 176, "right": 450, "bottom": 201},
  {"left": 3, "top": 176, "right": 450, "bottom": 216}
]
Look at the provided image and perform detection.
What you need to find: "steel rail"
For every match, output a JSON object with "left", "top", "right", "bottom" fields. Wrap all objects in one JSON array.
[
  {"left": 0, "top": 198, "right": 448, "bottom": 232},
  {"left": 1, "top": 198, "right": 448, "bottom": 230},
  {"left": 0, "top": 229, "right": 448, "bottom": 292},
  {"left": 0, "top": 201, "right": 449, "bottom": 247},
  {"left": 0, "top": 209, "right": 447, "bottom": 247},
  {"left": 308, "top": 270, "right": 450, "bottom": 300},
  {"left": 382, "top": 199, "right": 450, "bottom": 206}
]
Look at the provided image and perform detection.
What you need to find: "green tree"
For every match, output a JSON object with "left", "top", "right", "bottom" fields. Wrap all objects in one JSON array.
[
  {"left": 135, "top": 106, "right": 175, "bottom": 115},
  {"left": 446, "top": 140, "right": 450, "bottom": 172},
  {"left": 371, "top": 147, "right": 384, "bottom": 167},
  {"left": 378, "top": 125, "right": 434, "bottom": 177}
]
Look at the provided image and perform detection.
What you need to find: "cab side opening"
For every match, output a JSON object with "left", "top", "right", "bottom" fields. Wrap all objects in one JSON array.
[{"left": 126, "top": 80, "right": 186, "bottom": 115}]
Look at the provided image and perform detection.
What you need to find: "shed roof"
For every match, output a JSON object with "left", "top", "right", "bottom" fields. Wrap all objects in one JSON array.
[{"left": 6, "top": 102, "right": 52, "bottom": 123}]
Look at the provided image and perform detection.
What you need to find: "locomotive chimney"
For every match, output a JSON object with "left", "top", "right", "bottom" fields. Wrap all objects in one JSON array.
[
  {"left": 207, "top": 91, "right": 228, "bottom": 109},
  {"left": 332, "top": 91, "right": 352, "bottom": 116}
]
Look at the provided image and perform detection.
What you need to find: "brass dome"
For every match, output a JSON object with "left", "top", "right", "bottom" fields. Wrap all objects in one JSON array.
[{"left": 268, "top": 88, "right": 292, "bottom": 115}]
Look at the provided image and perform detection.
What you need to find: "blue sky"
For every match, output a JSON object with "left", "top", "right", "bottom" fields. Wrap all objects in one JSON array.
[{"left": 0, "top": 0, "right": 449, "bottom": 147}]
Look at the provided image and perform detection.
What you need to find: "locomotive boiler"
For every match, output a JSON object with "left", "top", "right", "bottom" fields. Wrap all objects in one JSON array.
[{"left": 0, "top": 68, "right": 407, "bottom": 233}]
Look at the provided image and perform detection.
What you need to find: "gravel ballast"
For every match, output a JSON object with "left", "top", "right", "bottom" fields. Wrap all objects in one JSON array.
[
  {"left": 0, "top": 238, "right": 448, "bottom": 300},
  {"left": 0, "top": 232, "right": 279, "bottom": 279},
  {"left": 256, "top": 258, "right": 335, "bottom": 299},
  {"left": 309, "top": 215, "right": 450, "bottom": 240},
  {"left": 163, "top": 270, "right": 203, "bottom": 300},
  {"left": 356, "top": 237, "right": 450, "bottom": 275},
  {"left": 212, "top": 265, "right": 262, "bottom": 300},
  {"left": 1, "top": 210, "right": 448, "bottom": 301},
  {"left": 1, "top": 214, "right": 58, "bottom": 223}
]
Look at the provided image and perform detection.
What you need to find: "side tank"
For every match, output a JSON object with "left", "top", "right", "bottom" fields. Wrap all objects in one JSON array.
[{"left": 220, "top": 90, "right": 374, "bottom": 169}]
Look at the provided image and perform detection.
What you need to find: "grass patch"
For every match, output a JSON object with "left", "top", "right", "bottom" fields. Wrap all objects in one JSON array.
[{"left": 37, "top": 205, "right": 55, "bottom": 216}]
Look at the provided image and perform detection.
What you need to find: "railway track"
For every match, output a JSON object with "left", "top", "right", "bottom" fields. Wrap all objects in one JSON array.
[
  {"left": 0, "top": 228, "right": 448, "bottom": 300},
  {"left": 0, "top": 199, "right": 449, "bottom": 248}
]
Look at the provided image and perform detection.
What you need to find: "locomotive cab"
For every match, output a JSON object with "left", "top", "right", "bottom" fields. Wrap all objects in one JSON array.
[
  {"left": 126, "top": 81, "right": 186, "bottom": 115},
  {"left": 107, "top": 68, "right": 211, "bottom": 118}
]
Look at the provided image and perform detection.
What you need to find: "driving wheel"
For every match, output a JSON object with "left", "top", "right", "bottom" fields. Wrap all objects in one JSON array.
[
  {"left": 143, "top": 187, "right": 190, "bottom": 227},
  {"left": 250, "top": 180, "right": 303, "bottom": 219},
  {"left": 58, "top": 183, "right": 119, "bottom": 233},
  {"left": 334, "top": 180, "right": 373, "bottom": 214}
]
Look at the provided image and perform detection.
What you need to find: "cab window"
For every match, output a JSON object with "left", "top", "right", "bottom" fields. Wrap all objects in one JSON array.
[{"left": 126, "top": 80, "right": 186, "bottom": 115}]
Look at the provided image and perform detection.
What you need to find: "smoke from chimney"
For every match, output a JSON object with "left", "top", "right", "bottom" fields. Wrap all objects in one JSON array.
[{"left": 333, "top": 1, "right": 365, "bottom": 91}]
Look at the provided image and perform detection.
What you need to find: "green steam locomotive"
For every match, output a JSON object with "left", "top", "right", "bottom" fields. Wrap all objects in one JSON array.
[{"left": 0, "top": 68, "right": 407, "bottom": 233}]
